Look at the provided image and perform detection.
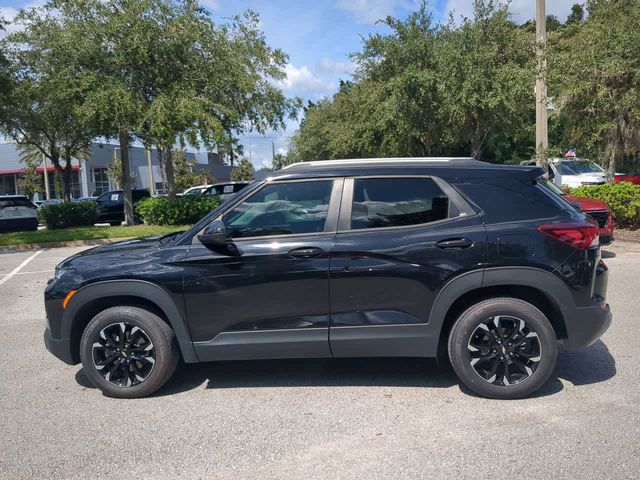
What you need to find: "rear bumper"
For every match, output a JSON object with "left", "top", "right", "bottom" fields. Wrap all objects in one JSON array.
[
  {"left": 43, "top": 327, "right": 76, "bottom": 365},
  {"left": 561, "top": 303, "right": 612, "bottom": 349},
  {"left": 0, "top": 217, "right": 38, "bottom": 232}
]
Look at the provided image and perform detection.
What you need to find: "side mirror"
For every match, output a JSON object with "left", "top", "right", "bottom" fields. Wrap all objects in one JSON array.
[
  {"left": 197, "top": 220, "right": 241, "bottom": 256},
  {"left": 548, "top": 166, "right": 555, "bottom": 180}
]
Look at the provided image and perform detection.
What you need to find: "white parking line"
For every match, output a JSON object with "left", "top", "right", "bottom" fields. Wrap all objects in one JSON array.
[{"left": 0, "top": 250, "right": 46, "bottom": 286}]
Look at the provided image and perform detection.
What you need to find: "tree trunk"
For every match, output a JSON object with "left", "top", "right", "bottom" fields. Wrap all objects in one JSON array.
[
  {"left": 119, "top": 131, "right": 135, "bottom": 226},
  {"left": 48, "top": 151, "right": 72, "bottom": 202},
  {"left": 62, "top": 163, "right": 73, "bottom": 203},
  {"left": 608, "top": 143, "right": 617, "bottom": 181},
  {"left": 156, "top": 146, "right": 166, "bottom": 193},
  {"left": 470, "top": 125, "right": 483, "bottom": 160},
  {"left": 164, "top": 146, "right": 176, "bottom": 200}
]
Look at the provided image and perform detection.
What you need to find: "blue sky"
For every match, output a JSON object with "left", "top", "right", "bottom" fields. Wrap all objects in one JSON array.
[{"left": 1, "top": 0, "right": 578, "bottom": 168}]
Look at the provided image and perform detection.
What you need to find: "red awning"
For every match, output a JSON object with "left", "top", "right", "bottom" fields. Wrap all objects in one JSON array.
[{"left": 0, "top": 166, "right": 80, "bottom": 175}]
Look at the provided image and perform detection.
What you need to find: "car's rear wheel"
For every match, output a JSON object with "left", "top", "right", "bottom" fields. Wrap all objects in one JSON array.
[
  {"left": 448, "top": 298, "right": 558, "bottom": 399},
  {"left": 79, "top": 306, "right": 179, "bottom": 398}
]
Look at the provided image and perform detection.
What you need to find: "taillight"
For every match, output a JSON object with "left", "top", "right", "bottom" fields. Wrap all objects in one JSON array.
[{"left": 538, "top": 222, "right": 599, "bottom": 249}]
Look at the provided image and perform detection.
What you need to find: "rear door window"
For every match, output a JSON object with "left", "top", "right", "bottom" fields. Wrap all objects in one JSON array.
[{"left": 350, "top": 178, "right": 450, "bottom": 230}]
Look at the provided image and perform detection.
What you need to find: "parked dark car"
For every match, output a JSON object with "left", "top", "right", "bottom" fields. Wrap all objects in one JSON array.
[
  {"left": 95, "top": 189, "right": 150, "bottom": 226},
  {"left": 204, "top": 181, "right": 250, "bottom": 203},
  {"left": 44, "top": 158, "right": 611, "bottom": 399}
]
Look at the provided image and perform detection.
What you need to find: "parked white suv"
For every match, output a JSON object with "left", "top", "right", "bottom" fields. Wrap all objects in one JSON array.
[
  {"left": 547, "top": 158, "right": 607, "bottom": 188},
  {"left": 0, "top": 195, "right": 39, "bottom": 232}
]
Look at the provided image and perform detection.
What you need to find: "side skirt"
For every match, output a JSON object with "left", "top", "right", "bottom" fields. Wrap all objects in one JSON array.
[
  {"left": 330, "top": 324, "right": 437, "bottom": 358},
  {"left": 193, "top": 328, "right": 332, "bottom": 361}
]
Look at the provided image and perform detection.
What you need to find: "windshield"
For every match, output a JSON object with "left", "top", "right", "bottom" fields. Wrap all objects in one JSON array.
[{"left": 555, "top": 160, "right": 604, "bottom": 175}]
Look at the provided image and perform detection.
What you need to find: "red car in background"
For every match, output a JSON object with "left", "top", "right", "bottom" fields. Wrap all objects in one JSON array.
[
  {"left": 614, "top": 173, "right": 640, "bottom": 185},
  {"left": 542, "top": 179, "right": 615, "bottom": 244}
]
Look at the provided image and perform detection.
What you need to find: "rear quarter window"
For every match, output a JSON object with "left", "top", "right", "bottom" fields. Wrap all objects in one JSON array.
[{"left": 453, "top": 179, "right": 562, "bottom": 223}]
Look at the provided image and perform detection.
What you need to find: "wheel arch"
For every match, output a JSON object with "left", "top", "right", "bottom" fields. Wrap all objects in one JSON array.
[
  {"left": 63, "top": 280, "right": 197, "bottom": 364},
  {"left": 430, "top": 268, "right": 570, "bottom": 358}
]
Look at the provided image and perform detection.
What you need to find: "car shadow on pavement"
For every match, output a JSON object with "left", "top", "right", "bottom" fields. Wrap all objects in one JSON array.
[
  {"left": 75, "top": 340, "right": 616, "bottom": 399},
  {"left": 158, "top": 357, "right": 458, "bottom": 395},
  {"left": 523, "top": 339, "right": 616, "bottom": 399}
]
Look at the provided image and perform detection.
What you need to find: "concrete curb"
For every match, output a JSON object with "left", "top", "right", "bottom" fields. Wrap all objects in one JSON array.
[{"left": 0, "top": 237, "right": 133, "bottom": 253}]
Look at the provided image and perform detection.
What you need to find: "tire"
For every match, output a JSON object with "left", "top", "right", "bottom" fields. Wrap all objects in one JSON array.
[
  {"left": 79, "top": 306, "right": 179, "bottom": 398},
  {"left": 109, "top": 221, "right": 121, "bottom": 227},
  {"left": 448, "top": 298, "right": 558, "bottom": 400}
]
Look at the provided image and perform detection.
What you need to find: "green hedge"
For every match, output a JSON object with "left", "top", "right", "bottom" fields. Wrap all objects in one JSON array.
[
  {"left": 569, "top": 182, "right": 640, "bottom": 229},
  {"left": 39, "top": 201, "right": 98, "bottom": 230},
  {"left": 135, "top": 196, "right": 221, "bottom": 226}
]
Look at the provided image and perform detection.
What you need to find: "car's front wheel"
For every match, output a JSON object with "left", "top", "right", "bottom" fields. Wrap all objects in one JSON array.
[
  {"left": 448, "top": 298, "right": 558, "bottom": 399},
  {"left": 79, "top": 306, "right": 179, "bottom": 398}
]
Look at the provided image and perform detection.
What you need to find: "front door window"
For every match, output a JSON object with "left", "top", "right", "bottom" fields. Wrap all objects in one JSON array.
[{"left": 223, "top": 180, "right": 334, "bottom": 238}]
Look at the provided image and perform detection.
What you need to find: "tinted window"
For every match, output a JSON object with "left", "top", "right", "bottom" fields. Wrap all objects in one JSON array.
[
  {"left": 0, "top": 198, "right": 36, "bottom": 208},
  {"left": 223, "top": 181, "right": 333, "bottom": 238},
  {"left": 454, "top": 179, "right": 562, "bottom": 223},
  {"left": 350, "top": 178, "right": 449, "bottom": 230}
]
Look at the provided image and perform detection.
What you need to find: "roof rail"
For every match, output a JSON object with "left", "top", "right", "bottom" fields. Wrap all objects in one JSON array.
[{"left": 282, "top": 157, "right": 476, "bottom": 170}]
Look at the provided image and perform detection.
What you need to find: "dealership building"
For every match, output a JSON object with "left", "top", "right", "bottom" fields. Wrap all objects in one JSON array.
[{"left": 0, "top": 142, "right": 232, "bottom": 199}]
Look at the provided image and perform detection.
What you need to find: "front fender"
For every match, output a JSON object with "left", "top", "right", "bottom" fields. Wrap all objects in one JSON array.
[{"left": 63, "top": 280, "right": 197, "bottom": 363}]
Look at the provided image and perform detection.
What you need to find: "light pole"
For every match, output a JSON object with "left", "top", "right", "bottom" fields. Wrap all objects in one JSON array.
[
  {"left": 42, "top": 153, "right": 51, "bottom": 200},
  {"left": 535, "top": 0, "right": 548, "bottom": 169}
]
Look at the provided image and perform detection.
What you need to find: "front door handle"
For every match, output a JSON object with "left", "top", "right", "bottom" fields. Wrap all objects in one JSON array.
[
  {"left": 288, "top": 247, "right": 325, "bottom": 258},
  {"left": 435, "top": 238, "right": 474, "bottom": 249}
]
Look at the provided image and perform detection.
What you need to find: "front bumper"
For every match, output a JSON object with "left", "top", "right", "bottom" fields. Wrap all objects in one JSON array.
[
  {"left": 561, "top": 303, "right": 612, "bottom": 349},
  {"left": 44, "top": 327, "right": 76, "bottom": 365}
]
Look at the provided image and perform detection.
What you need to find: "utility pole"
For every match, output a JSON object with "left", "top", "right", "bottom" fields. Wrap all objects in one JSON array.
[
  {"left": 272, "top": 141, "right": 276, "bottom": 164},
  {"left": 535, "top": 0, "right": 548, "bottom": 169}
]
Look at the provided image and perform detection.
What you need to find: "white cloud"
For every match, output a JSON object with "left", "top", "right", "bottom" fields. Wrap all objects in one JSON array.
[
  {"left": 0, "top": 7, "right": 22, "bottom": 34},
  {"left": 335, "top": 0, "right": 410, "bottom": 24},
  {"left": 276, "top": 63, "right": 333, "bottom": 96},
  {"left": 316, "top": 57, "right": 356, "bottom": 75},
  {"left": 444, "top": 0, "right": 577, "bottom": 23},
  {"left": 0, "top": 1, "right": 47, "bottom": 36}
]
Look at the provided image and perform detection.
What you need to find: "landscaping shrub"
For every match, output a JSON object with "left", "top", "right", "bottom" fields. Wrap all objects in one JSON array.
[
  {"left": 570, "top": 182, "right": 640, "bottom": 229},
  {"left": 39, "top": 201, "right": 98, "bottom": 230},
  {"left": 135, "top": 196, "right": 221, "bottom": 226}
]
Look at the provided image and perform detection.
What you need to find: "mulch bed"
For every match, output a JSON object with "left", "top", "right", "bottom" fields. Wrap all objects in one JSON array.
[{"left": 613, "top": 228, "right": 640, "bottom": 243}]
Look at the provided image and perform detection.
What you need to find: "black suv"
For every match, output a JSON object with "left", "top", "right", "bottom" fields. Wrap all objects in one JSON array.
[
  {"left": 95, "top": 188, "right": 151, "bottom": 226},
  {"left": 44, "top": 158, "right": 611, "bottom": 399}
]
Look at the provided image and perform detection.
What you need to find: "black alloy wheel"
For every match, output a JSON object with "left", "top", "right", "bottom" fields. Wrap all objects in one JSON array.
[
  {"left": 448, "top": 298, "right": 557, "bottom": 399},
  {"left": 80, "top": 306, "right": 179, "bottom": 398},
  {"left": 467, "top": 315, "right": 542, "bottom": 386},
  {"left": 92, "top": 322, "right": 156, "bottom": 387}
]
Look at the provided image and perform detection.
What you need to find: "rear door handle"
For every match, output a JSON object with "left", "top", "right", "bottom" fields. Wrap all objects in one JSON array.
[
  {"left": 288, "top": 247, "right": 325, "bottom": 258},
  {"left": 435, "top": 238, "right": 474, "bottom": 249}
]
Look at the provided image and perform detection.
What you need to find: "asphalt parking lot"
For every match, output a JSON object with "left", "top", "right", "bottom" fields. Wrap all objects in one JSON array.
[{"left": 1, "top": 243, "right": 639, "bottom": 480}]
